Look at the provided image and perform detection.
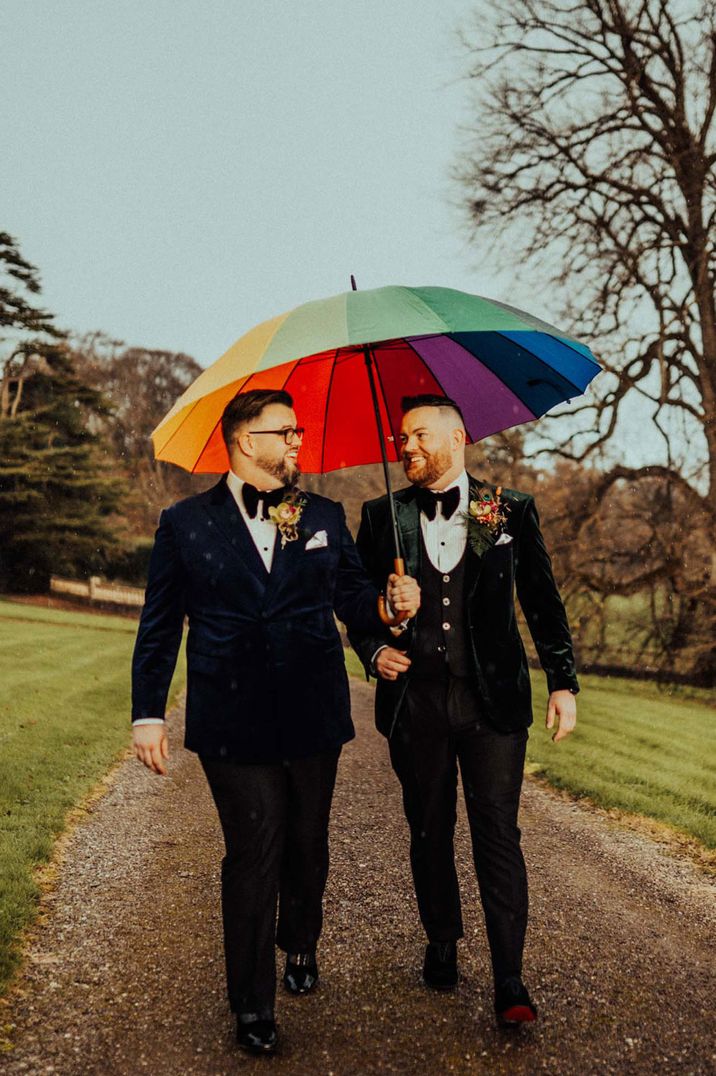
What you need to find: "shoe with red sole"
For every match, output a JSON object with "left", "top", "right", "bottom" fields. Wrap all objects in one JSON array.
[{"left": 494, "top": 977, "right": 538, "bottom": 1027}]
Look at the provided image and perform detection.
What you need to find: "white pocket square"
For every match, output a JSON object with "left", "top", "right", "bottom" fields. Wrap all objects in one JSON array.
[
  {"left": 305, "top": 529, "right": 328, "bottom": 550},
  {"left": 495, "top": 532, "right": 514, "bottom": 546}
]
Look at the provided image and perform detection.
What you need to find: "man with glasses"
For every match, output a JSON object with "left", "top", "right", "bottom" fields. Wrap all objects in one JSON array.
[{"left": 131, "top": 388, "right": 420, "bottom": 1055}]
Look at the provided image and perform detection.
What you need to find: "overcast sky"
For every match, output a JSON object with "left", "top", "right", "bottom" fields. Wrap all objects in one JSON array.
[
  {"left": 2, "top": 0, "right": 516, "bottom": 365},
  {"left": 3, "top": 0, "right": 692, "bottom": 476}
]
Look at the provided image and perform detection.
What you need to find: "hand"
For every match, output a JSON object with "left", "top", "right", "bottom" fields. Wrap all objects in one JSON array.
[
  {"left": 375, "top": 646, "right": 411, "bottom": 681},
  {"left": 133, "top": 723, "right": 169, "bottom": 775},
  {"left": 546, "top": 690, "right": 577, "bottom": 743},
  {"left": 387, "top": 574, "right": 421, "bottom": 617}
]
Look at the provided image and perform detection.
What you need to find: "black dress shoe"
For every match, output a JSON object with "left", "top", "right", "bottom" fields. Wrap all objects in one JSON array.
[
  {"left": 283, "top": 952, "right": 319, "bottom": 995},
  {"left": 494, "top": 976, "right": 537, "bottom": 1026},
  {"left": 236, "top": 1015, "right": 278, "bottom": 1054},
  {"left": 423, "top": 941, "right": 458, "bottom": 990}
]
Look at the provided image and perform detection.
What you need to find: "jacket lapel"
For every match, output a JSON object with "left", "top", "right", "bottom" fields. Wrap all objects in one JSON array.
[
  {"left": 261, "top": 510, "right": 306, "bottom": 607},
  {"left": 263, "top": 490, "right": 329, "bottom": 608},
  {"left": 465, "top": 473, "right": 490, "bottom": 597},
  {"left": 395, "top": 489, "right": 421, "bottom": 579},
  {"left": 202, "top": 476, "right": 271, "bottom": 584}
]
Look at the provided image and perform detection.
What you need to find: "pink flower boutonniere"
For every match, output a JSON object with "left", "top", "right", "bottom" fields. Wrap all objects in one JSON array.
[
  {"left": 268, "top": 490, "right": 307, "bottom": 548},
  {"left": 466, "top": 485, "right": 509, "bottom": 557}
]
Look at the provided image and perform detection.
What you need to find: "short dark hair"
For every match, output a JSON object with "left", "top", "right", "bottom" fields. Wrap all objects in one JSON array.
[
  {"left": 221, "top": 388, "right": 293, "bottom": 448},
  {"left": 401, "top": 394, "right": 465, "bottom": 427}
]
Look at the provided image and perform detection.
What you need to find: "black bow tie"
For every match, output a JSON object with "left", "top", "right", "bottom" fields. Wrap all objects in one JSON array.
[
  {"left": 415, "top": 485, "right": 460, "bottom": 522},
  {"left": 242, "top": 483, "right": 287, "bottom": 521}
]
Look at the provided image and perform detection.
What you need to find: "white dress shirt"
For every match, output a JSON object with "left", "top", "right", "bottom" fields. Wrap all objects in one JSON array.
[
  {"left": 134, "top": 470, "right": 280, "bottom": 726},
  {"left": 419, "top": 469, "right": 469, "bottom": 572},
  {"left": 225, "top": 469, "right": 279, "bottom": 573}
]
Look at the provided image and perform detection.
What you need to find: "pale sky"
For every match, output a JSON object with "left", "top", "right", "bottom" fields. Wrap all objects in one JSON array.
[
  {"left": 2, "top": 0, "right": 505, "bottom": 364},
  {"left": 2, "top": 1, "right": 691, "bottom": 475}
]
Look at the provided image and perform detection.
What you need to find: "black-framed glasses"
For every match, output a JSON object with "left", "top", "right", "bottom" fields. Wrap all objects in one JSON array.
[{"left": 247, "top": 426, "right": 305, "bottom": 444}]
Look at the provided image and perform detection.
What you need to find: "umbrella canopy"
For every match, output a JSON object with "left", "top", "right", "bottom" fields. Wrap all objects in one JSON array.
[{"left": 152, "top": 285, "right": 600, "bottom": 474}]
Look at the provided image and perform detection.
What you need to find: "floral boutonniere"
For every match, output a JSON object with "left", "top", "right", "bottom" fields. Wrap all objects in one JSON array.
[
  {"left": 465, "top": 485, "right": 509, "bottom": 558},
  {"left": 268, "top": 489, "right": 308, "bottom": 549}
]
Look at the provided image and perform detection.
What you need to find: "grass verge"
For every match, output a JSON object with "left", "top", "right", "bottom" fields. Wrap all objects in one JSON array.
[
  {"left": 527, "top": 671, "right": 716, "bottom": 850},
  {"left": 0, "top": 600, "right": 185, "bottom": 995}
]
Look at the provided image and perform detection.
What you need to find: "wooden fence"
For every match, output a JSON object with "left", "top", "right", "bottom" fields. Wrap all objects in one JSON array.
[{"left": 50, "top": 575, "right": 144, "bottom": 609}]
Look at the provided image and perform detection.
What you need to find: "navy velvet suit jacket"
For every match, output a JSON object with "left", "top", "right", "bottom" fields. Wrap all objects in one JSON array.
[{"left": 131, "top": 476, "right": 382, "bottom": 763}]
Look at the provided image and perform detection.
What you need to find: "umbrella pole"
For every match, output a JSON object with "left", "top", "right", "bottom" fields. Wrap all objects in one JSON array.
[{"left": 362, "top": 343, "right": 408, "bottom": 627}]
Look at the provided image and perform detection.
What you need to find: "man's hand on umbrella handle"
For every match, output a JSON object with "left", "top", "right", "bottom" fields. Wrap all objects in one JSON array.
[
  {"left": 133, "top": 723, "right": 169, "bottom": 775},
  {"left": 375, "top": 646, "right": 412, "bottom": 681},
  {"left": 546, "top": 691, "right": 577, "bottom": 743},
  {"left": 387, "top": 573, "right": 421, "bottom": 618}
]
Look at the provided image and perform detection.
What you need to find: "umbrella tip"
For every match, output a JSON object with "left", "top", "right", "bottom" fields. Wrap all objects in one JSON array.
[{"left": 350, "top": 274, "right": 357, "bottom": 291}]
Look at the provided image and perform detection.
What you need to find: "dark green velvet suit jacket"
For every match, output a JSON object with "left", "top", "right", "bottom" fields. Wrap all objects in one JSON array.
[{"left": 348, "top": 474, "right": 579, "bottom": 738}]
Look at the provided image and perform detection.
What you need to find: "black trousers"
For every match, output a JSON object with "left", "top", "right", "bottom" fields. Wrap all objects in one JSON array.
[
  {"left": 200, "top": 748, "right": 340, "bottom": 1017},
  {"left": 388, "top": 675, "right": 528, "bottom": 985}
]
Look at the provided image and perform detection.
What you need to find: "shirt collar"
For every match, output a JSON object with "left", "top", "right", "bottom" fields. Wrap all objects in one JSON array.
[
  {"left": 421, "top": 470, "right": 469, "bottom": 520},
  {"left": 447, "top": 470, "right": 469, "bottom": 499},
  {"left": 226, "top": 470, "right": 288, "bottom": 519},
  {"left": 426, "top": 469, "right": 469, "bottom": 501},
  {"left": 226, "top": 469, "right": 245, "bottom": 505},
  {"left": 226, "top": 470, "right": 282, "bottom": 495}
]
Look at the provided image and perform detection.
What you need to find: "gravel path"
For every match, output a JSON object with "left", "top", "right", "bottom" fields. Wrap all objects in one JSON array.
[{"left": 2, "top": 681, "right": 715, "bottom": 1075}]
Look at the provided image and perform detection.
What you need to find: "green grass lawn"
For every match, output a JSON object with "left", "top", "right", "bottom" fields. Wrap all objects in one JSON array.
[
  {"left": 0, "top": 599, "right": 185, "bottom": 994},
  {"left": 526, "top": 671, "right": 716, "bottom": 848},
  {"left": 345, "top": 650, "right": 716, "bottom": 848}
]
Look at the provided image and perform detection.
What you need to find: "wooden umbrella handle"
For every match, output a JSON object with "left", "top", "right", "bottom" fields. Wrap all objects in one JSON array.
[{"left": 378, "top": 557, "right": 410, "bottom": 627}]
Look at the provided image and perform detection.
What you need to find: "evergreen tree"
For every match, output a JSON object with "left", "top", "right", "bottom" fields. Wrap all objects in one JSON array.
[
  {"left": 0, "top": 231, "right": 60, "bottom": 338},
  {"left": 0, "top": 236, "right": 124, "bottom": 592}
]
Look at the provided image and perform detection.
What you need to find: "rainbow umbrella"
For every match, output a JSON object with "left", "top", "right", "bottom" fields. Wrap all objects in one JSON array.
[
  {"left": 153, "top": 282, "right": 600, "bottom": 618},
  {"left": 153, "top": 282, "right": 600, "bottom": 476}
]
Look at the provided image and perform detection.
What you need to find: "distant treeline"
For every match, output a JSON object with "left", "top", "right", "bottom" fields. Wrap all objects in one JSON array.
[{"left": 1, "top": 231, "right": 714, "bottom": 685}]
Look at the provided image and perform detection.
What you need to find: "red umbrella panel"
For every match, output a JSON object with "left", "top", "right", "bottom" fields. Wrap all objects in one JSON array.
[{"left": 181, "top": 338, "right": 453, "bottom": 476}]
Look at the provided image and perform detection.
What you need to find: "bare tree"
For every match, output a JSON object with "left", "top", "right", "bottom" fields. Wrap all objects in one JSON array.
[
  {"left": 458, "top": 0, "right": 716, "bottom": 680},
  {"left": 71, "top": 335, "right": 211, "bottom": 532}
]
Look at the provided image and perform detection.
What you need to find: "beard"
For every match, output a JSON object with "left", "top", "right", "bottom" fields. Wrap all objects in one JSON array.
[
  {"left": 402, "top": 445, "right": 452, "bottom": 487},
  {"left": 256, "top": 450, "right": 300, "bottom": 487}
]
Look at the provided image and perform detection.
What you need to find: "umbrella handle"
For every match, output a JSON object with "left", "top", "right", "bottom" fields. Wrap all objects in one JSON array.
[{"left": 378, "top": 558, "right": 410, "bottom": 627}]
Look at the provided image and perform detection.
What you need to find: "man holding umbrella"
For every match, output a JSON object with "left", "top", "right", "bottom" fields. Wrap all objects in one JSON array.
[
  {"left": 131, "top": 388, "right": 419, "bottom": 1056},
  {"left": 349, "top": 394, "right": 579, "bottom": 1027}
]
